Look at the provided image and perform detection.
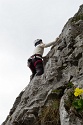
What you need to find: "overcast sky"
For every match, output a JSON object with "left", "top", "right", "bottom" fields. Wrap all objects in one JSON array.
[{"left": 0, "top": 0, "right": 83, "bottom": 124}]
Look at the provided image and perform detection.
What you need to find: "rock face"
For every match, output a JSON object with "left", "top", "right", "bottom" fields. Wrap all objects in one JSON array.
[{"left": 2, "top": 4, "right": 83, "bottom": 125}]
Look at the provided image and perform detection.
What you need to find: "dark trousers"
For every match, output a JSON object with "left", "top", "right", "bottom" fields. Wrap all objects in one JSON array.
[{"left": 28, "top": 57, "right": 44, "bottom": 79}]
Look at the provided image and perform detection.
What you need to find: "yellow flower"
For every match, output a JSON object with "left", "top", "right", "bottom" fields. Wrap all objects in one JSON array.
[
  {"left": 75, "top": 88, "right": 80, "bottom": 91},
  {"left": 74, "top": 88, "right": 83, "bottom": 97},
  {"left": 80, "top": 89, "right": 83, "bottom": 93},
  {"left": 74, "top": 92, "right": 79, "bottom": 97}
]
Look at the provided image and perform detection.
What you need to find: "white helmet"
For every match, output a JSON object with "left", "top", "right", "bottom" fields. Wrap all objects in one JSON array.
[{"left": 34, "top": 39, "right": 42, "bottom": 46}]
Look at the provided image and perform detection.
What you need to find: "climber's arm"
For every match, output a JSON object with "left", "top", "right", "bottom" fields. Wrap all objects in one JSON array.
[{"left": 44, "top": 37, "right": 59, "bottom": 48}]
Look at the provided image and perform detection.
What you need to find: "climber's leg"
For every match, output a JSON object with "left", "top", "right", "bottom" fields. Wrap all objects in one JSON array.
[
  {"left": 30, "top": 65, "right": 36, "bottom": 80},
  {"left": 27, "top": 58, "right": 36, "bottom": 79},
  {"left": 34, "top": 60, "right": 44, "bottom": 76}
]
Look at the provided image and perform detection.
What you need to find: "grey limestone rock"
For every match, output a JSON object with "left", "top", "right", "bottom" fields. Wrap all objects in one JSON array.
[{"left": 2, "top": 4, "right": 83, "bottom": 125}]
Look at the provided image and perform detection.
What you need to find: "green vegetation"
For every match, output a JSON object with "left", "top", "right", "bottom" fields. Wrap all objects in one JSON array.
[
  {"left": 72, "top": 88, "right": 83, "bottom": 111},
  {"left": 66, "top": 82, "right": 74, "bottom": 89},
  {"left": 64, "top": 85, "right": 83, "bottom": 118}
]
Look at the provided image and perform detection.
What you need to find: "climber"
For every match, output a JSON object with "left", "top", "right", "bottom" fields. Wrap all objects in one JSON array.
[{"left": 27, "top": 38, "right": 59, "bottom": 80}]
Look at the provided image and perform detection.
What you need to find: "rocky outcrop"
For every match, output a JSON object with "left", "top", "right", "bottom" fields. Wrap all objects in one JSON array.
[{"left": 2, "top": 4, "right": 83, "bottom": 125}]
